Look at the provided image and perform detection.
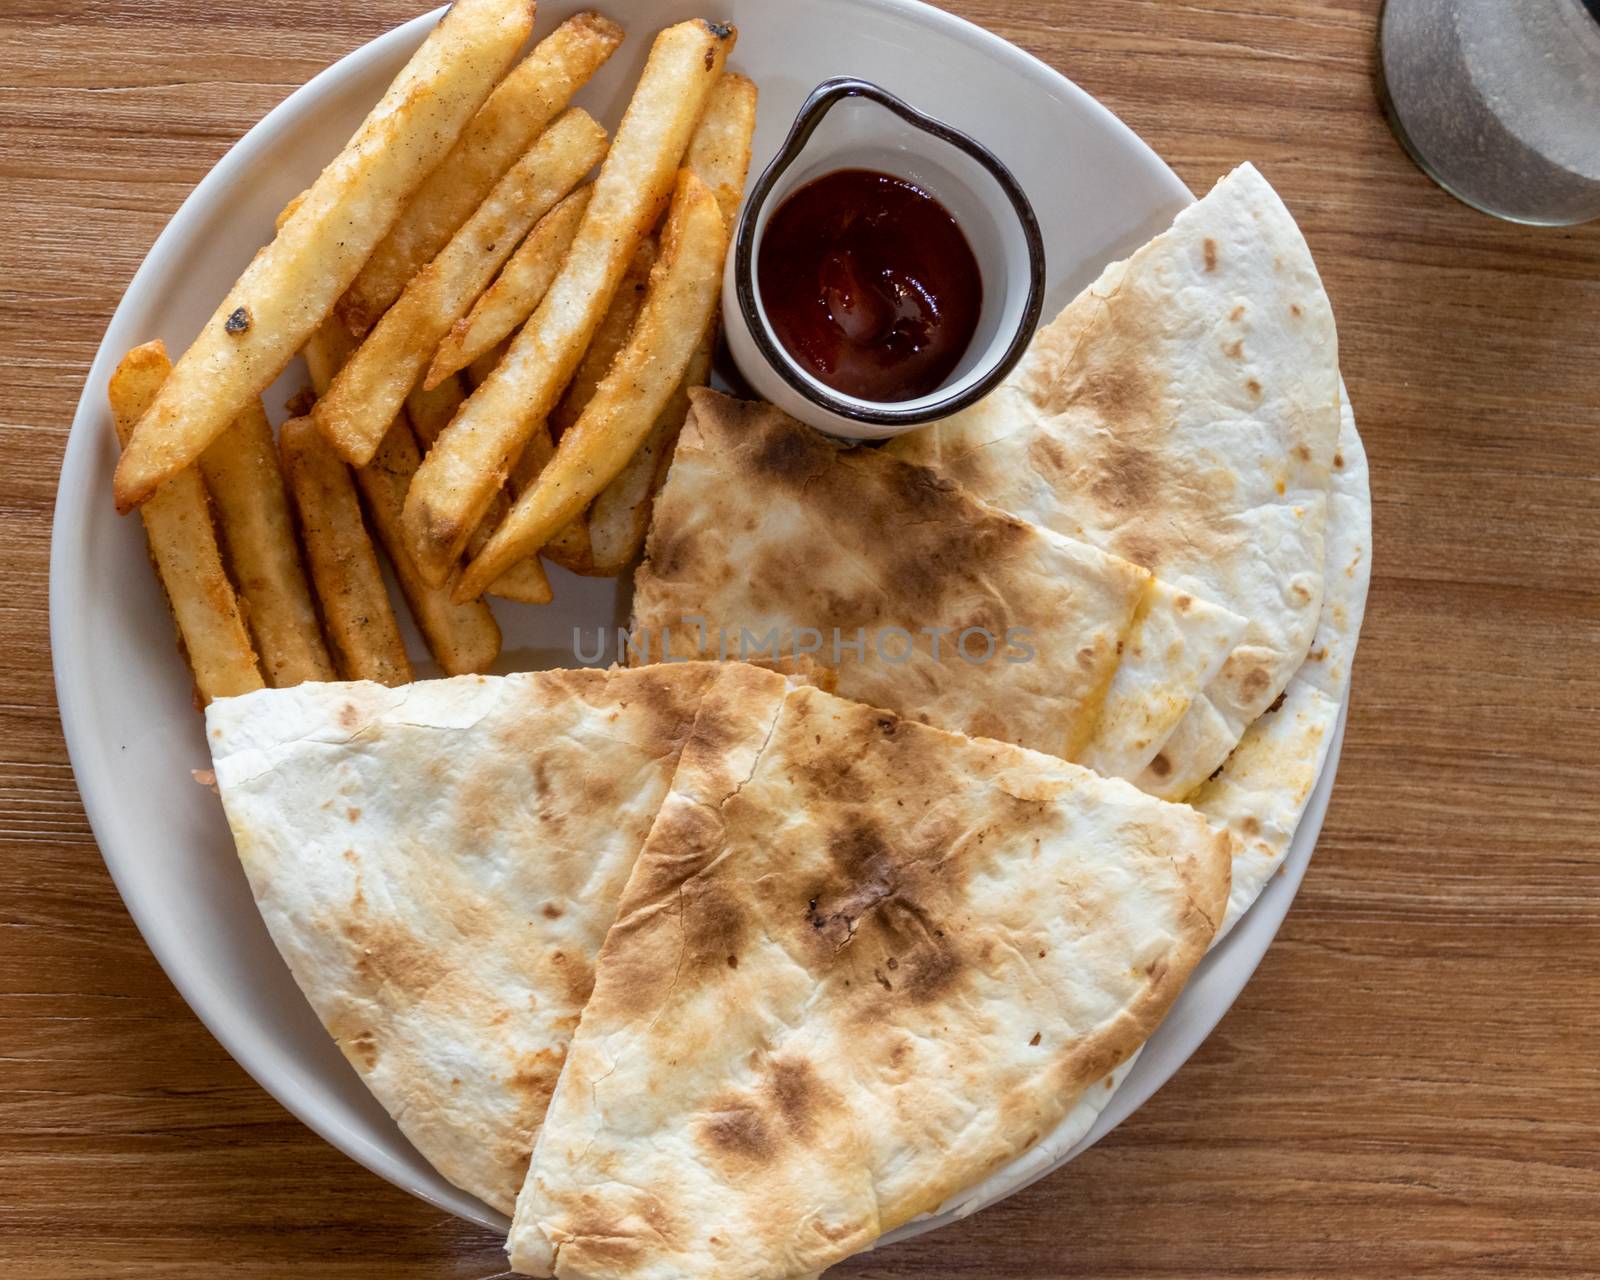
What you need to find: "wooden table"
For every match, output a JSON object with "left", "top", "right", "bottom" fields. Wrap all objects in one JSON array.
[{"left": 4, "top": 1, "right": 1597, "bottom": 1275}]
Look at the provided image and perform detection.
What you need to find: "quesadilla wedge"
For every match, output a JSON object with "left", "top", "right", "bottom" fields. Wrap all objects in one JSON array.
[
  {"left": 632, "top": 390, "right": 1242, "bottom": 769},
  {"left": 1193, "top": 391, "right": 1372, "bottom": 936},
  {"left": 509, "top": 667, "right": 1231, "bottom": 1278},
  {"left": 205, "top": 662, "right": 817, "bottom": 1215},
  {"left": 891, "top": 163, "right": 1341, "bottom": 799}
]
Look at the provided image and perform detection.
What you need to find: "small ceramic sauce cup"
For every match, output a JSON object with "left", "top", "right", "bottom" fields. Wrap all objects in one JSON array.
[{"left": 724, "top": 77, "right": 1046, "bottom": 441}]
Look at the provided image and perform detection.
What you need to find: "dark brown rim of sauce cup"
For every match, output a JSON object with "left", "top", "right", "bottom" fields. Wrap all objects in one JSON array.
[{"left": 733, "top": 76, "right": 1046, "bottom": 428}]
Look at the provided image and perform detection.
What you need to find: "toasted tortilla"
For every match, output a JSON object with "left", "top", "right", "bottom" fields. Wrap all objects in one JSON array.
[
  {"left": 1193, "top": 390, "right": 1372, "bottom": 935},
  {"left": 633, "top": 390, "right": 1242, "bottom": 768},
  {"left": 509, "top": 668, "right": 1231, "bottom": 1277},
  {"left": 891, "top": 163, "right": 1341, "bottom": 798},
  {"left": 205, "top": 662, "right": 815, "bottom": 1215}
]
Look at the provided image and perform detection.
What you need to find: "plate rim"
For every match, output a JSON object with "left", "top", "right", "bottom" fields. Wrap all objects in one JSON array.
[{"left": 49, "top": 0, "right": 1351, "bottom": 1246}]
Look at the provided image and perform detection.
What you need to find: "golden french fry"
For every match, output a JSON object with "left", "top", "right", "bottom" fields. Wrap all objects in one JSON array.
[
  {"left": 457, "top": 171, "right": 727, "bottom": 600},
  {"left": 199, "top": 399, "right": 336, "bottom": 685},
  {"left": 404, "top": 19, "right": 736, "bottom": 587},
  {"left": 301, "top": 317, "right": 358, "bottom": 399},
  {"left": 355, "top": 418, "right": 502, "bottom": 673},
  {"left": 466, "top": 338, "right": 512, "bottom": 391},
  {"left": 463, "top": 493, "right": 556, "bottom": 603},
  {"left": 405, "top": 370, "right": 467, "bottom": 448},
  {"left": 587, "top": 339, "right": 714, "bottom": 573},
  {"left": 339, "top": 13, "right": 624, "bottom": 335},
  {"left": 425, "top": 185, "right": 592, "bottom": 388},
  {"left": 586, "top": 73, "right": 759, "bottom": 574},
  {"left": 549, "top": 238, "right": 657, "bottom": 438},
  {"left": 542, "top": 513, "right": 596, "bottom": 574},
  {"left": 108, "top": 343, "right": 264, "bottom": 703},
  {"left": 279, "top": 416, "right": 412, "bottom": 687},
  {"left": 686, "top": 72, "right": 759, "bottom": 227},
  {"left": 112, "top": 0, "right": 534, "bottom": 512},
  {"left": 313, "top": 109, "right": 609, "bottom": 467},
  {"left": 535, "top": 237, "right": 657, "bottom": 576},
  {"left": 408, "top": 372, "right": 552, "bottom": 605}
]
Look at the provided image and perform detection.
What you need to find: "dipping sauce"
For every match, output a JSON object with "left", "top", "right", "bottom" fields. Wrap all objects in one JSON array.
[{"left": 757, "top": 169, "right": 982, "bottom": 403}]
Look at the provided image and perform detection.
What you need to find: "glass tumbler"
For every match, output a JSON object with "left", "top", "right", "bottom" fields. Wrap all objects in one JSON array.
[{"left": 1378, "top": 0, "right": 1600, "bottom": 226}]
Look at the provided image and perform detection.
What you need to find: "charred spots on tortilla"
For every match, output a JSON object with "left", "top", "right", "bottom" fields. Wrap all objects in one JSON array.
[
  {"left": 1290, "top": 302, "right": 1304, "bottom": 318},
  {"left": 874, "top": 968, "right": 893, "bottom": 991},
  {"left": 701, "top": 1099, "right": 776, "bottom": 1161},
  {"left": 1029, "top": 1031, "right": 1042, "bottom": 1047},
  {"left": 726, "top": 954, "right": 738, "bottom": 968},
  {"left": 1028, "top": 431, "right": 1069, "bottom": 476},
  {"left": 1203, "top": 238, "right": 1219, "bottom": 272},
  {"left": 1333, "top": 451, "right": 1345, "bottom": 469},
  {"left": 1240, "top": 664, "right": 1272, "bottom": 702},
  {"left": 1230, "top": 303, "right": 1247, "bottom": 322},
  {"left": 767, "top": 1058, "right": 823, "bottom": 1137},
  {"left": 541, "top": 902, "right": 564, "bottom": 920},
  {"left": 1090, "top": 438, "right": 1161, "bottom": 514},
  {"left": 901, "top": 937, "right": 961, "bottom": 1003},
  {"left": 1266, "top": 690, "right": 1287, "bottom": 715},
  {"left": 685, "top": 878, "right": 750, "bottom": 965},
  {"left": 750, "top": 418, "right": 827, "bottom": 486},
  {"left": 224, "top": 305, "right": 252, "bottom": 335},
  {"left": 1223, "top": 338, "right": 1244, "bottom": 359},
  {"left": 1148, "top": 752, "right": 1172, "bottom": 779}
]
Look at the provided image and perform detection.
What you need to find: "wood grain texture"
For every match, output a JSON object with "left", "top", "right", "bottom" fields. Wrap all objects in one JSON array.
[{"left": 3, "top": 1, "right": 1597, "bottom": 1276}]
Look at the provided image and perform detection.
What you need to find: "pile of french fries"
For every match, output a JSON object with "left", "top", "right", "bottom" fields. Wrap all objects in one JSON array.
[{"left": 106, "top": 0, "right": 756, "bottom": 704}]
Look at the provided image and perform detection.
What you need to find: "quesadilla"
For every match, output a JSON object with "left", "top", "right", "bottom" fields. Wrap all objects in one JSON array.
[
  {"left": 891, "top": 162, "right": 1341, "bottom": 799},
  {"left": 1194, "top": 391, "right": 1372, "bottom": 936},
  {"left": 205, "top": 661, "right": 816, "bottom": 1215},
  {"left": 509, "top": 666, "right": 1231, "bottom": 1278},
  {"left": 632, "top": 389, "right": 1244, "bottom": 769}
]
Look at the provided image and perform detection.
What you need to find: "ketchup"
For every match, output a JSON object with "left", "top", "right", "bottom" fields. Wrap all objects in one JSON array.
[{"left": 757, "top": 169, "right": 982, "bottom": 403}]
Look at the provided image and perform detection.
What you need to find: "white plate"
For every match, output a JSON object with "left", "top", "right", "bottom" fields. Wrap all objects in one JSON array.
[{"left": 51, "top": 0, "right": 1346, "bottom": 1248}]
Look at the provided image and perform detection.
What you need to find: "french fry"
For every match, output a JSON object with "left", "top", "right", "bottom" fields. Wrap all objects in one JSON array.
[
  {"left": 542, "top": 512, "right": 596, "bottom": 575},
  {"left": 549, "top": 238, "right": 658, "bottom": 438},
  {"left": 425, "top": 185, "right": 592, "bottom": 388},
  {"left": 112, "top": 0, "right": 534, "bottom": 512},
  {"left": 312, "top": 109, "right": 609, "bottom": 467},
  {"left": 685, "top": 72, "right": 759, "bottom": 228},
  {"left": 586, "top": 73, "right": 758, "bottom": 574},
  {"left": 408, "top": 372, "right": 553, "bottom": 606},
  {"left": 456, "top": 171, "right": 727, "bottom": 600},
  {"left": 463, "top": 494, "right": 556, "bottom": 603},
  {"left": 198, "top": 399, "right": 337, "bottom": 685},
  {"left": 108, "top": 343, "right": 264, "bottom": 703},
  {"left": 587, "top": 339, "right": 713, "bottom": 572},
  {"left": 338, "top": 13, "right": 624, "bottom": 335},
  {"left": 536, "top": 237, "right": 658, "bottom": 575},
  {"left": 301, "top": 318, "right": 358, "bottom": 400},
  {"left": 405, "top": 371, "right": 468, "bottom": 447},
  {"left": 404, "top": 19, "right": 737, "bottom": 587},
  {"left": 502, "top": 424, "right": 594, "bottom": 573},
  {"left": 355, "top": 418, "right": 502, "bottom": 674},
  {"left": 279, "top": 415, "right": 412, "bottom": 687},
  {"left": 465, "top": 338, "right": 511, "bottom": 390}
]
